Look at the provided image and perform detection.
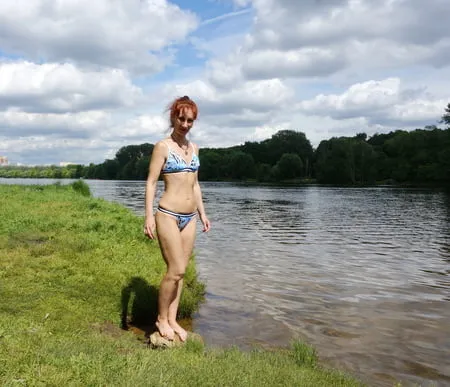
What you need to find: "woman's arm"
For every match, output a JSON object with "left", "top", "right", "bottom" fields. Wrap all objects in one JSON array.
[
  {"left": 193, "top": 144, "right": 211, "bottom": 233},
  {"left": 144, "top": 141, "right": 166, "bottom": 239}
]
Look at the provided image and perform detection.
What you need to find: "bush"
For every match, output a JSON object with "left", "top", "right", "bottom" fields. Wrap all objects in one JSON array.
[
  {"left": 71, "top": 179, "right": 91, "bottom": 197},
  {"left": 292, "top": 340, "right": 317, "bottom": 368}
]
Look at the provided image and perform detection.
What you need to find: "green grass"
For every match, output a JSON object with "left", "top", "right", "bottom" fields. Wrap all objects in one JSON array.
[{"left": 0, "top": 183, "right": 363, "bottom": 386}]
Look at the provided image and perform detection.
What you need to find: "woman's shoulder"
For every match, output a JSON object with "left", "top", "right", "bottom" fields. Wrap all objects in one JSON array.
[
  {"left": 154, "top": 139, "right": 170, "bottom": 149},
  {"left": 152, "top": 140, "right": 170, "bottom": 157}
]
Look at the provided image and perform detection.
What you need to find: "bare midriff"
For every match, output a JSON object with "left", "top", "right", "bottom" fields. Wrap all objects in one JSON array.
[{"left": 158, "top": 172, "right": 197, "bottom": 213}]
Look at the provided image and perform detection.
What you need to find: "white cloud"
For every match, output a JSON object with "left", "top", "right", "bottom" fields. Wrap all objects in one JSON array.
[
  {"left": 0, "top": 112, "right": 169, "bottom": 164},
  {"left": 103, "top": 115, "right": 168, "bottom": 141},
  {"left": 211, "top": 0, "right": 450, "bottom": 82},
  {"left": 298, "top": 78, "right": 446, "bottom": 127},
  {"left": 346, "top": 39, "right": 450, "bottom": 71},
  {"left": 190, "top": 33, "right": 247, "bottom": 61},
  {"left": 242, "top": 47, "right": 347, "bottom": 79},
  {"left": 164, "top": 80, "right": 218, "bottom": 103},
  {"left": 167, "top": 78, "right": 293, "bottom": 116},
  {"left": 1, "top": 0, "right": 449, "bottom": 166},
  {"left": 0, "top": 109, "right": 110, "bottom": 138},
  {"left": 391, "top": 100, "right": 446, "bottom": 124},
  {"left": 246, "top": 0, "right": 450, "bottom": 50},
  {"left": 0, "top": 136, "right": 113, "bottom": 165},
  {"left": 206, "top": 58, "right": 243, "bottom": 89},
  {"left": 247, "top": 123, "right": 290, "bottom": 142},
  {"left": 299, "top": 78, "right": 401, "bottom": 118},
  {"left": 214, "top": 78, "right": 293, "bottom": 112},
  {"left": 0, "top": 0, "right": 198, "bottom": 74},
  {"left": 0, "top": 61, "right": 143, "bottom": 113}
]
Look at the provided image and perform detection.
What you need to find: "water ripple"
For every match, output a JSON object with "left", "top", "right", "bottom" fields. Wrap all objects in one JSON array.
[{"left": 3, "top": 179, "right": 449, "bottom": 387}]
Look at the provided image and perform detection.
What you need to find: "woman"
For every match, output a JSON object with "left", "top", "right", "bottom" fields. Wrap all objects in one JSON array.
[{"left": 144, "top": 96, "right": 211, "bottom": 342}]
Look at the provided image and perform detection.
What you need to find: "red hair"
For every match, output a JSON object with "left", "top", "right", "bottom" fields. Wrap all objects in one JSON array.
[{"left": 168, "top": 96, "right": 198, "bottom": 127}]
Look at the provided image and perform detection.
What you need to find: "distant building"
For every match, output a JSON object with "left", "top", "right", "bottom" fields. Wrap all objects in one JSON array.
[
  {"left": 0, "top": 156, "right": 8, "bottom": 166},
  {"left": 59, "top": 162, "right": 76, "bottom": 167}
]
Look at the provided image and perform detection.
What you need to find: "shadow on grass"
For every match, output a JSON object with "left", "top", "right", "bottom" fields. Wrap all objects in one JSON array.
[{"left": 121, "top": 276, "right": 158, "bottom": 335}]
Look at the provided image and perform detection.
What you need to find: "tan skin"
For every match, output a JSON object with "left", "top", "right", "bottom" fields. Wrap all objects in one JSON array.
[{"left": 144, "top": 107, "right": 211, "bottom": 342}]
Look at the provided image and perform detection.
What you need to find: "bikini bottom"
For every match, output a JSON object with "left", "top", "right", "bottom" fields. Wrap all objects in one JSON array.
[{"left": 157, "top": 206, "right": 197, "bottom": 231}]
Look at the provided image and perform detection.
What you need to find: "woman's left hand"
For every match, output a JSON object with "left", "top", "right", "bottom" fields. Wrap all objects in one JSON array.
[{"left": 200, "top": 214, "right": 211, "bottom": 233}]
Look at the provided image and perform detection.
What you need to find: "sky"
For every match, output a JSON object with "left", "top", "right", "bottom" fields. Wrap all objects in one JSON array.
[{"left": 0, "top": 0, "right": 449, "bottom": 165}]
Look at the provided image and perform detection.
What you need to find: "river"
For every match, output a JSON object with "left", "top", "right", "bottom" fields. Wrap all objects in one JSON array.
[{"left": 2, "top": 178, "right": 449, "bottom": 387}]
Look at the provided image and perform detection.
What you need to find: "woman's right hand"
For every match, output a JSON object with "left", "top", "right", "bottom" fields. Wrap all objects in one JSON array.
[{"left": 144, "top": 216, "right": 156, "bottom": 239}]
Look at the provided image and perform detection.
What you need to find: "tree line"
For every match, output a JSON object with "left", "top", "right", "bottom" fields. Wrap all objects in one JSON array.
[{"left": 2, "top": 104, "right": 450, "bottom": 185}]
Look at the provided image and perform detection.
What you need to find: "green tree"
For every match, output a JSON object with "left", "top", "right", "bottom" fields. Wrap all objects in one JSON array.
[
  {"left": 352, "top": 137, "right": 376, "bottom": 184},
  {"left": 113, "top": 143, "right": 153, "bottom": 180},
  {"left": 229, "top": 151, "right": 256, "bottom": 180},
  {"left": 256, "top": 163, "right": 272, "bottom": 182},
  {"left": 263, "top": 130, "right": 313, "bottom": 176},
  {"left": 198, "top": 149, "right": 221, "bottom": 181},
  {"left": 240, "top": 141, "right": 269, "bottom": 165},
  {"left": 392, "top": 158, "right": 411, "bottom": 182},
  {"left": 275, "top": 153, "right": 304, "bottom": 180},
  {"left": 315, "top": 138, "right": 355, "bottom": 184},
  {"left": 440, "top": 103, "right": 450, "bottom": 127},
  {"left": 102, "top": 159, "right": 120, "bottom": 179},
  {"left": 355, "top": 132, "right": 367, "bottom": 142},
  {"left": 135, "top": 157, "right": 150, "bottom": 180}
]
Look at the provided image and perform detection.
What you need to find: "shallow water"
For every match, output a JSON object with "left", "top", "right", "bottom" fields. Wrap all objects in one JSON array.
[{"left": 2, "top": 178, "right": 450, "bottom": 386}]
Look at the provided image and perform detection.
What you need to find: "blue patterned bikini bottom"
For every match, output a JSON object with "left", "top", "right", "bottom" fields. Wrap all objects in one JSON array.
[{"left": 157, "top": 206, "right": 197, "bottom": 231}]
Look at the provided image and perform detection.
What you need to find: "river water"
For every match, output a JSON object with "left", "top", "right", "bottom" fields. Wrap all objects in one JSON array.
[{"left": 2, "top": 178, "right": 449, "bottom": 387}]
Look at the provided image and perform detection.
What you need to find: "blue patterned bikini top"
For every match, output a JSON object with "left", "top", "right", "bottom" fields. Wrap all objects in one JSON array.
[{"left": 161, "top": 141, "right": 200, "bottom": 174}]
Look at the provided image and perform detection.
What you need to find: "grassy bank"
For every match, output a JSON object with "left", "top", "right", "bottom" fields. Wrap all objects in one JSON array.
[{"left": 0, "top": 183, "right": 362, "bottom": 386}]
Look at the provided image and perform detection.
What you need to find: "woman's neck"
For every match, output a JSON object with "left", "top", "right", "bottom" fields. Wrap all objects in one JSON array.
[{"left": 171, "top": 132, "right": 188, "bottom": 146}]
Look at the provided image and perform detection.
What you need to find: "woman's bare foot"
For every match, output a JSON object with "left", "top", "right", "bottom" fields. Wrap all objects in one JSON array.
[
  {"left": 155, "top": 319, "right": 175, "bottom": 341},
  {"left": 169, "top": 320, "right": 188, "bottom": 342}
]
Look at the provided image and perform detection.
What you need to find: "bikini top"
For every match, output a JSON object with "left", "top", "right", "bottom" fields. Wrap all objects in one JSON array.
[{"left": 161, "top": 141, "right": 200, "bottom": 174}]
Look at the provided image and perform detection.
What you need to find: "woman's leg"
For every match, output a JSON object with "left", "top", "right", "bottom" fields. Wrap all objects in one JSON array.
[
  {"left": 155, "top": 211, "right": 186, "bottom": 340},
  {"left": 167, "top": 217, "right": 197, "bottom": 341}
]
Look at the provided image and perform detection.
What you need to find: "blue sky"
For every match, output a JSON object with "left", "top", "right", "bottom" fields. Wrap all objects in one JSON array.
[
  {"left": 148, "top": 2, "right": 253, "bottom": 84},
  {"left": 0, "top": 0, "right": 449, "bottom": 165}
]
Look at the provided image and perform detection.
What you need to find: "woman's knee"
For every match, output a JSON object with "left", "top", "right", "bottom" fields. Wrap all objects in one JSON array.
[{"left": 166, "top": 267, "right": 186, "bottom": 282}]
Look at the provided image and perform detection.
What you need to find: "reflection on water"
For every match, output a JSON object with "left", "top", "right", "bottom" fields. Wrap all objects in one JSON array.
[{"left": 2, "top": 178, "right": 450, "bottom": 386}]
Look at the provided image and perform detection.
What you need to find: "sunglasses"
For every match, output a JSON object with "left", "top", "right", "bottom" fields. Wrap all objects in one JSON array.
[{"left": 177, "top": 116, "right": 194, "bottom": 124}]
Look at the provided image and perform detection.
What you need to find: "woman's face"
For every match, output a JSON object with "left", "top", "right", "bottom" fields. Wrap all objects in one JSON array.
[{"left": 173, "top": 108, "right": 195, "bottom": 135}]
